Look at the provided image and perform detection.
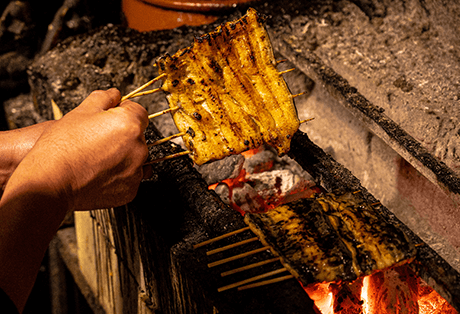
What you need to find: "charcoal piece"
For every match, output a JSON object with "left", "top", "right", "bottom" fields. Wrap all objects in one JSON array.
[{"left": 196, "top": 154, "right": 244, "bottom": 185}]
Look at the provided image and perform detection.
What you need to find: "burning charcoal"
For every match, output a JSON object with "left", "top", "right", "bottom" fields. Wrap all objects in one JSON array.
[
  {"left": 364, "top": 266, "right": 419, "bottom": 313},
  {"left": 243, "top": 147, "right": 278, "bottom": 174},
  {"left": 214, "top": 183, "right": 230, "bottom": 205},
  {"left": 231, "top": 182, "right": 265, "bottom": 213},
  {"left": 196, "top": 154, "right": 244, "bottom": 185},
  {"left": 418, "top": 278, "right": 459, "bottom": 313},
  {"left": 331, "top": 281, "right": 363, "bottom": 313},
  {"left": 246, "top": 169, "right": 316, "bottom": 208}
]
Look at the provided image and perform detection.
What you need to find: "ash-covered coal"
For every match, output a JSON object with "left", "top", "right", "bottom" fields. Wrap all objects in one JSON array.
[
  {"left": 204, "top": 145, "right": 317, "bottom": 213},
  {"left": 197, "top": 154, "right": 244, "bottom": 186}
]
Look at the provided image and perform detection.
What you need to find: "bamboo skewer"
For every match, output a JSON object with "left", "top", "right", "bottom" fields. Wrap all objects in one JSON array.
[
  {"left": 292, "top": 91, "right": 308, "bottom": 98},
  {"left": 221, "top": 257, "right": 281, "bottom": 277},
  {"left": 206, "top": 237, "right": 259, "bottom": 256},
  {"left": 130, "top": 87, "right": 162, "bottom": 99},
  {"left": 279, "top": 68, "right": 295, "bottom": 75},
  {"left": 148, "top": 106, "right": 179, "bottom": 120},
  {"left": 148, "top": 132, "right": 186, "bottom": 147},
  {"left": 121, "top": 73, "right": 166, "bottom": 102},
  {"left": 218, "top": 268, "right": 288, "bottom": 292},
  {"left": 208, "top": 246, "right": 270, "bottom": 268},
  {"left": 144, "top": 151, "right": 191, "bottom": 164},
  {"left": 299, "top": 118, "right": 315, "bottom": 124},
  {"left": 193, "top": 227, "right": 251, "bottom": 249},
  {"left": 237, "top": 274, "right": 295, "bottom": 291},
  {"left": 276, "top": 59, "right": 287, "bottom": 65}
]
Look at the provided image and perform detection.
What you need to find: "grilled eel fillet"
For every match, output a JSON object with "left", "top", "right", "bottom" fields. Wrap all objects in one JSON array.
[
  {"left": 156, "top": 8, "right": 299, "bottom": 165},
  {"left": 244, "top": 192, "right": 416, "bottom": 285}
]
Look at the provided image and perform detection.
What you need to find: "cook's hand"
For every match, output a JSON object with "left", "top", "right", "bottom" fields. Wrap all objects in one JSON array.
[{"left": 15, "top": 88, "right": 149, "bottom": 211}]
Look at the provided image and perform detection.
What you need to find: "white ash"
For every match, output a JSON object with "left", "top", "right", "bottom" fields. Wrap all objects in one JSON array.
[
  {"left": 196, "top": 154, "right": 245, "bottom": 185},
  {"left": 207, "top": 145, "right": 316, "bottom": 212}
]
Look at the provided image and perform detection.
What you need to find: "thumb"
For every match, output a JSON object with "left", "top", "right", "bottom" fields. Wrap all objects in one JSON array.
[{"left": 79, "top": 88, "right": 122, "bottom": 112}]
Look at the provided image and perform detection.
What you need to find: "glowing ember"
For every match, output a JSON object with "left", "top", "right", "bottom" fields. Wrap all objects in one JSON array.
[
  {"left": 208, "top": 145, "right": 318, "bottom": 214},
  {"left": 303, "top": 265, "right": 457, "bottom": 314},
  {"left": 417, "top": 280, "right": 458, "bottom": 314},
  {"left": 305, "top": 283, "right": 334, "bottom": 314}
]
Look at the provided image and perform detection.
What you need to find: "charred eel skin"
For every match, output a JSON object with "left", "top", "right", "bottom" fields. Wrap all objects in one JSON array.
[{"left": 244, "top": 192, "right": 416, "bottom": 286}]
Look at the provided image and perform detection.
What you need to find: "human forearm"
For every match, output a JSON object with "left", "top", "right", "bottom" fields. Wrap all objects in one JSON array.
[
  {"left": 0, "top": 158, "right": 69, "bottom": 312},
  {"left": 0, "top": 89, "right": 148, "bottom": 312},
  {"left": 0, "top": 121, "right": 54, "bottom": 192}
]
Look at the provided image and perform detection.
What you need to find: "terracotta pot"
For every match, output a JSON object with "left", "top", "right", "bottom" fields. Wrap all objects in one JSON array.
[{"left": 122, "top": 0, "right": 259, "bottom": 31}]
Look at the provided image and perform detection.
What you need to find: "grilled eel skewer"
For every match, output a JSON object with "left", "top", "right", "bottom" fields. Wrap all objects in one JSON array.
[
  {"left": 154, "top": 8, "right": 300, "bottom": 165},
  {"left": 244, "top": 192, "right": 417, "bottom": 286}
]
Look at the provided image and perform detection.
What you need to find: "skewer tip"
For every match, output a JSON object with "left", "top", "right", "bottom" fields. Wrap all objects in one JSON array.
[
  {"left": 279, "top": 68, "right": 295, "bottom": 75},
  {"left": 299, "top": 117, "right": 315, "bottom": 124},
  {"left": 292, "top": 91, "right": 308, "bottom": 99}
]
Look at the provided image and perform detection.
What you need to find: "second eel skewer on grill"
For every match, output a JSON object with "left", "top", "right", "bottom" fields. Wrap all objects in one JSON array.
[{"left": 194, "top": 191, "right": 417, "bottom": 291}]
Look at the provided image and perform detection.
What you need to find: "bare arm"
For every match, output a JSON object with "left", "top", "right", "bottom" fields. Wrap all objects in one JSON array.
[
  {"left": 0, "top": 121, "right": 54, "bottom": 193},
  {"left": 0, "top": 88, "right": 149, "bottom": 312}
]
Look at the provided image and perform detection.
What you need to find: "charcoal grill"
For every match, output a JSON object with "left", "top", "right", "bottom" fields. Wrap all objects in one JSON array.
[{"left": 6, "top": 0, "right": 460, "bottom": 313}]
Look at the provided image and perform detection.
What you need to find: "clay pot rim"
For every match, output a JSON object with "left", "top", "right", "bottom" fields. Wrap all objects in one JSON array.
[{"left": 140, "top": 0, "right": 259, "bottom": 12}]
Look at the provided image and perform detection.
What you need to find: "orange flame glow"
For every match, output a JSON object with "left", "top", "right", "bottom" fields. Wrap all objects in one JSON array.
[
  {"left": 305, "top": 283, "right": 334, "bottom": 314},
  {"left": 304, "top": 266, "right": 457, "bottom": 314}
]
